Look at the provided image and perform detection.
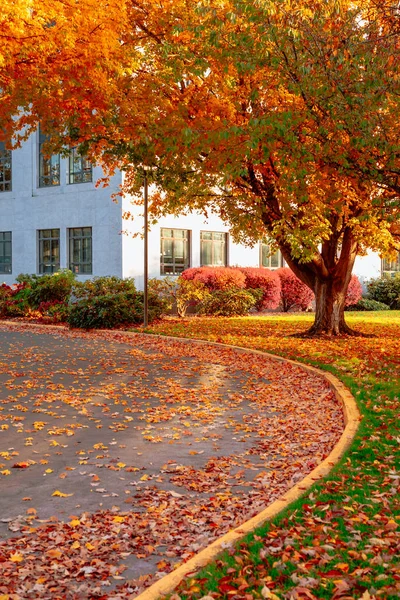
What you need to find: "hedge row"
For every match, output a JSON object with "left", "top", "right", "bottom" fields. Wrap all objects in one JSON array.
[
  {"left": 2, "top": 267, "right": 393, "bottom": 328},
  {"left": 0, "top": 271, "right": 166, "bottom": 328}
]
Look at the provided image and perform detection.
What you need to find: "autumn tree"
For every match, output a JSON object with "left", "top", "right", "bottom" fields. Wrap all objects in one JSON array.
[{"left": 1, "top": 0, "right": 400, "bottom": 334}]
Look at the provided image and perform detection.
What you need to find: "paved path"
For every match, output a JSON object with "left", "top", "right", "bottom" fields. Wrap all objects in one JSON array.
[{"left": 0, "top": 323, "right": 344, "bottom": 598}]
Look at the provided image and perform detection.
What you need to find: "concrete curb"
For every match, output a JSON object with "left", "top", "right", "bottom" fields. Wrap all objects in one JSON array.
[
  {"left": 0, "top": 323, "right": 361, "bottom": 599},
  {"left": 125, "top": 333, "right": 361, "bottom": 600}
]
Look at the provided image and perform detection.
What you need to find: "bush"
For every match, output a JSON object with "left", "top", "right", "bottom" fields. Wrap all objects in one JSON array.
[
  {"left": 238, "top": 267, "right": 281, "bottom": 311},
  {"left": 367, "top": 273, "right": 400, "bottom": 309},
  {"left": 0, "top": 282, "right": 31, "bottom": 318},
  {"left": 37, "top": 300, "right": 70, "bottom": 323},
  {"left": 148, "top": 277, "right": 176, "bottom": 313},
  {"left": 198, "top": 288, "right": 257, "bottom": 316},
  {"left": 181, "top": 267, "right": 246, "bottom": 291},
  {"left": 175, "top": 278, "right": 211, "bottom": 317},
  {"left": 72, "top": 276, "right": 136, "bottom": 300},
  {"left": 67, "top": 289, "right": 165, "bottom": 329},
  {"left": 276, "top": 268, "right": 314, "bottom": 312},
  {"left": 346, "top": 298, "right": 390, "bottom": 311},
  {"left": 345, "top": 274, "right": 363, "bottom": 307},
  {"left": 16, "top": 270, "right": 76, "bottom": 308}
]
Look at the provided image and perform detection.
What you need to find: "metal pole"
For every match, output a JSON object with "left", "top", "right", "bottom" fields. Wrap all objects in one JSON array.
[{"left": 143, "top": 169, "right": 148, "bottom": 328}]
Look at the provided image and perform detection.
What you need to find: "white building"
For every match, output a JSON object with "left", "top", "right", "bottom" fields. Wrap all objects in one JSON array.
[{"left": 0, "top": 131, "right": 397, "bottom": 288}]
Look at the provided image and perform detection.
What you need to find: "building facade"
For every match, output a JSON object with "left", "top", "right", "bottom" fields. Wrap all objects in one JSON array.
[{"left": 0, "top": 131, "right": 396, "bottom": 288}]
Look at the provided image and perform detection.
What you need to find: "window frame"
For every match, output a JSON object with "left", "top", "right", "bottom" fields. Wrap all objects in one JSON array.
[
  {"left": 68, "top": 227, "right": 93, "bottom": 274},
  {"left": 200, "top": 230, "right": 228, "bottom": 267},
  {"left": 38, "top": 126, "right": 60, "bottom": 188},
  {"left": 160, "top": 228, "right": 191, "bottom": 276},
  {"left": 0, "top": 231, "right": 12, "bottom": 274},
  {"left": 259, "top": 241, "right": 283, "bottom": 269},
  {"left": 38, "top": 228, "right": 60, "bottom": 274},
  {"left": 0, "top": 141, "right": 12, "bottom": 193},
  {"left": 382, "top": 254, "right": 400, "bottom": 277},
  {"left": 67, "top": 148, "right": 92, "bottom": 184}
]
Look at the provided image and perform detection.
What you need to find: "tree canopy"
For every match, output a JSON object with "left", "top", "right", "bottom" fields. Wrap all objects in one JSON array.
[{"left": 1, "top": 0, "right": 400, "bottom": 333}]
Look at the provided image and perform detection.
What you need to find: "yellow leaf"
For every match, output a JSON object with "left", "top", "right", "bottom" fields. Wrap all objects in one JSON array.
[
  {"left": 9, "top": 552, "right": 24, "bottom": 562},
  {"left": 69, "top": 519, "right": 80, "bottom": 527},
  {"left": 45, "top": 469, "right": 53, "bottom": 474},
  {"left": 52, "top": 490, "right": 73, "bottom": 498},
  {"left": 1, "top": 470, "right": 11, "bottom": 476},
  {"left": 85, "top": 542, "right": 95, "bottom": 550},
  {"left": 71, "top": 541, "right": 80, "bottom": 549},
  {"left": 117, "top": 462, "right": 126, "bottom": 468},
  {"left": 112, "top": 515, "right": 125, "bottom": 523},
  {"left": 140, "top": 474, "right": 150, "bottom": 481}
]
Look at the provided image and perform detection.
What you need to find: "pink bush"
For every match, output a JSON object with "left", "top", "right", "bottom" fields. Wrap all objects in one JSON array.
[
  {"left": 238, "top": 267, "right": 281, "bottom": 310},
  {"left": 276, "top": 268, "right": 314, "bottom": 312},
  {"left": 345, "top": 274, "right": 363, "bottom": 307},
  {"left": 181, "top": 267, "right": 246, "bottom": 291}
]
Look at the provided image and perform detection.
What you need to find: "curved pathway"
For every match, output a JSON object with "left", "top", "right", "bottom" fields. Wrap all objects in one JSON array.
[{"left": 0, "top": 323, "right": 344, "bottom": 598}]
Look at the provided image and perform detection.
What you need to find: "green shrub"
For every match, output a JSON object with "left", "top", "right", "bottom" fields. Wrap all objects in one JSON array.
[
  {"left": 367, "top": 273, "right": 400, "bottom": 309},
  {"left": 67, "top": 290, "right": 165, "bottom": 329},
  {"left": 16, "top": 270, "right": 76, "bottom": 308},
  {"left": 198, "top": 288, "right": 257, "bottom": 317},
  {"left": 72, "top": 276, "right": 136, "bottom": 300},
  {"left": 346, "top": 298, "right": 390, "bottom": 311}
]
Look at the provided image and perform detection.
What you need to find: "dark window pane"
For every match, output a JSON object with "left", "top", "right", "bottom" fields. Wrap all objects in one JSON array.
[
  {"left": 68, "top": 227, "right": 92, "bottom": 274},
  {"left": 0, "top": 142, "right": 12, "bottom": 192},
  {"left": 38, "top": 229, "right": 60, "bottom": 274},
  {"left": 0, "top": 231, "right": 12, "bottom": 274},
  {"left": 39, "top": 127, "right": 60, "bottom": 187},
  {"left": 68, "top": 149, "right": 92, "bottom": 184}
]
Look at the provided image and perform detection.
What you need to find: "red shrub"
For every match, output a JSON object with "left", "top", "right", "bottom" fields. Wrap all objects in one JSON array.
[
  {"left": 181, "top": 267, "right": 246, "bottom": 291},
  {"left": 238, "top": 267, "right": 281, "bottom": 310},
  {"left": 345, "top": 274, "right": 363, "bottom": 307},
  {"left": 276, "top": 268, "right": 314, "bottom": 312}
]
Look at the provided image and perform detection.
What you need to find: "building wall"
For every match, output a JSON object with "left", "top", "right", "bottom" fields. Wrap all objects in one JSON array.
[
  {"left": 0, "top": 132, "right": 123, "bottom": 284},
  {"left": 1, "top": 139, "right": 386, "bottom": 288},
  {"left": 121, "top": 194, "right": 383, "bottom": 289}
]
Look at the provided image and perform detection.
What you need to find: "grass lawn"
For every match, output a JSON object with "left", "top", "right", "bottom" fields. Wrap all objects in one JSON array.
[{"left": 146, "top": 312, "right": 400, "bottom": 599}]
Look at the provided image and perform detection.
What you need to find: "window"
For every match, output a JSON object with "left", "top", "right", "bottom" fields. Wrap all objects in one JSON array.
[
  {"left": 260, "top": 242, "right": 283, "bottom": 269},
  {"left": 200, "top": 231, "right": 228, "bottom": 266},
  {"left": 382, "top": 254, "right": 400, "bottom": 277},
  {"left": 69, "top": 227, "right": 92, "bottom": 274},
  {"left": 160, "top": 228, "right": 190, "bottom": 275},
  {"left": 68, "top": 148, "right": 92, "bottom": 184},
  {"left": 38, "top": 127, "right": 60, "bottom": 187},
  {"left": 0, "top": 232, "right": 12, "bottom": 274},
  {"left": 38, "top": 229, "right": 60, "bottom": 273},
  {"left": 0, "top": 142, "right": 11, "bottom": 192}
]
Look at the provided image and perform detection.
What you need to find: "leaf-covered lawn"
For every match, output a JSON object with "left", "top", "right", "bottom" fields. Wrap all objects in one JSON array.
[{"left": 147, "top": 313, "right": 400, "bottom": 600}]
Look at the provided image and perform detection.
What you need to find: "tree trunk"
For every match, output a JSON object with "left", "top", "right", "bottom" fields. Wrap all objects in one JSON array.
[{"left": 307, "top": 277, "right": 354, "bottom": 336}]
